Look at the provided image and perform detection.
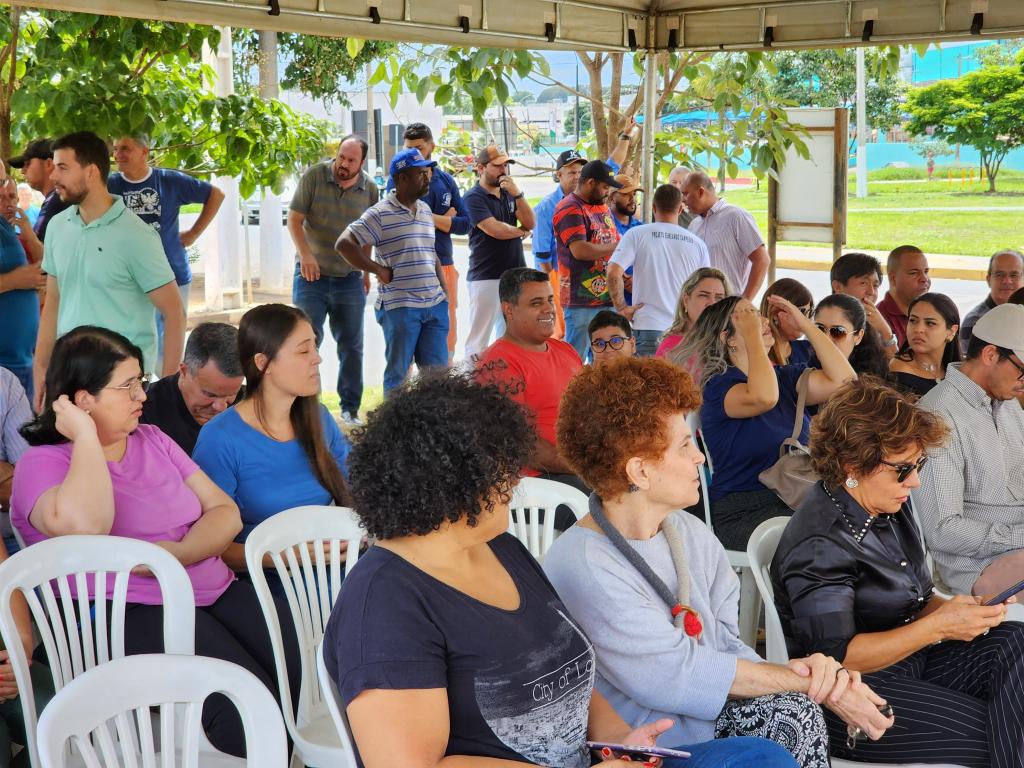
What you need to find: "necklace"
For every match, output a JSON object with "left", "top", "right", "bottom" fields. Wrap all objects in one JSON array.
[
  {"left": 917, "top": 360, "right": 938, "bottom": 374},
  {"left": 588, "top": 495, "right": 703, "bottom": 638}
]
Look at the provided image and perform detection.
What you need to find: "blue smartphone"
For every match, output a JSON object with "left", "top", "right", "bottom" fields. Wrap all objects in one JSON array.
[{"left": 983, "top": 578, "right": 1024, "bottom": 606}]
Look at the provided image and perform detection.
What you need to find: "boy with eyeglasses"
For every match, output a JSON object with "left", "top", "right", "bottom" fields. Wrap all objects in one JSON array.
[{"left": 588, "top": 310, "right": 636, "bottom": 366}]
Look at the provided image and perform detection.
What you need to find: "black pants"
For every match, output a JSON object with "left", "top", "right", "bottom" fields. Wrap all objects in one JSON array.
[
  {"left": 711, "top": 488, "right": 793, "bottom": 552},
  {"left": 826, "top": 622, "right": 1024, "bottom": 767},
  {"left": 123, "top": 580, "right": 301, "bottom": 757}
]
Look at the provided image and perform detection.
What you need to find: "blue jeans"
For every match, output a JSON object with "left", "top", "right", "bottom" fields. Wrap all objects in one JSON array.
[
  {"left": 662, "top": 737, "right": 797, "bottom": 768},
  {"left": 563, "top": 306, "right": 606, "bottom": 363},
  {"left": 375, "top": 301, "right": 449, "bottom": 393},
  {"left": 635, "top": 329, "right": 662, "bottom": 358},
  {"left": 293, "top": 267, "right": 366, "bottom": 414}
]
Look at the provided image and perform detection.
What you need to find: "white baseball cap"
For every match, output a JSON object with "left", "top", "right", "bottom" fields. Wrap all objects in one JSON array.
[{"left": 972, "top": 303, "right": 1024, "bottom": 360}]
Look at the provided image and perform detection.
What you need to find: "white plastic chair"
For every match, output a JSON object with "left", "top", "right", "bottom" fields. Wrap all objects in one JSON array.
[
  {"left": 315, "top": 643, "right": 359, "bottom": 765},
  {"left": 37, "top": 653, "right": 287, "bottom": 767},
  {"left": 0, "top": 535, "right": 196, "bottom": 768},
  {"left": 244, "top": 505, "right": 365, "bottom": 768},
  {"left": 686, "top": 411, "right": 761, "bottom": 647},
  {"left": 746, "top": 517, "right": 967, "bottom": 768},
  {"left": 507, "top": 476, "right": 589, "bottom": 562}
]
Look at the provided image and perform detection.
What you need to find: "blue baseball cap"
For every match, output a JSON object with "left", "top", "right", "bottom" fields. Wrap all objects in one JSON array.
[{"left": 389, "top": 148, "right": 436, "bottom": 179}]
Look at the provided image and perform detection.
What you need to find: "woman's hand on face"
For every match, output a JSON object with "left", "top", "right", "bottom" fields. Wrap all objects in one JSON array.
[
  {"left": 788, "top": 652, "right": 843, "bottom": 704},
  {"left": 732, "top": 301, "right": 763, "bottom": 340},
  {"left": 826, "top": 669, "right": 893, "bottom": 741},
  {"left": 930, "top": 595, "right": 1006, "bottom": 642},
  {"left": 766, "top": 294, "right": 810, "bottom": 331},
  {"left": 52, "top": 395, "right": 97, "bottom": 442}
]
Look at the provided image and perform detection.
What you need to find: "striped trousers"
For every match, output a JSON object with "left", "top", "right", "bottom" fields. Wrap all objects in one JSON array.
[{"left": 825, "top": 622, "right": 1024, "bottom": 767}]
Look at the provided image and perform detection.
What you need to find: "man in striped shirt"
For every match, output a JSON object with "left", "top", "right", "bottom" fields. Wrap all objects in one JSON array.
[{"left": 336, "top": 148, "right": 449, "bottom": 394}]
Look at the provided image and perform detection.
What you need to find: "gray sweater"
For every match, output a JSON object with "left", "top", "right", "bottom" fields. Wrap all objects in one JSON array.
[{"left": 544, "top": 510, "right": 761, "bottom": 746}]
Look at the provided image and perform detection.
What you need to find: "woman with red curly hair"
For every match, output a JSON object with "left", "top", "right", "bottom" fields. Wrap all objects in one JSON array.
[{"left": 544, "top": 357, "right": 892, "bottom": 768}]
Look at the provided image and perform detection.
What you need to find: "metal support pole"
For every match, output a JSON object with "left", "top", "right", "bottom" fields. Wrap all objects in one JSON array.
[
  {"left": 641, "top": 47, "right": 657, "bottom": 222},
  {"left": 855, "top": 46, "right": 868, "bottom": 198}
]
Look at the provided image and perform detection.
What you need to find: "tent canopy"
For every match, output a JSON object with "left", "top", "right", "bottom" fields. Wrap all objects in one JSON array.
[{"left": 17, "top": 0, "right": 1024, "bottom": 52}]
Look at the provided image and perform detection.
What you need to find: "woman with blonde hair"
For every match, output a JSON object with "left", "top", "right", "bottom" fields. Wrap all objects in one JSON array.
[{"left": 658, "top": 268, "right": 731, "bottom": 360}]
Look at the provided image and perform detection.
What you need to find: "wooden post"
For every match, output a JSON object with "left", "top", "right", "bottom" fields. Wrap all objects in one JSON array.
[
  {"left": 767, "top": 170, "right": 778, "bottom": 285},
  {"left": 832, "top": 107, "right": 849, "bottom": 262}
]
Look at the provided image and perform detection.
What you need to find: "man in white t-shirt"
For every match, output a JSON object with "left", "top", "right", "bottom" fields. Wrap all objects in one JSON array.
[{"left": 608, "top": 183, "right": 710, "bottom": 357}]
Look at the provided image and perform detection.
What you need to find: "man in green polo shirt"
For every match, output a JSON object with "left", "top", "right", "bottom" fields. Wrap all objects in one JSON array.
[
  {"left": 288, "top": 134, "right": 379, "bottom": 425},
  {"left": 32, "top": 131, "right": 183, "bottom": 410}
]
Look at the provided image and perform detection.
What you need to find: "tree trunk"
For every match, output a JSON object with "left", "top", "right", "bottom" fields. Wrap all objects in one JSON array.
[{"left": 0, "top": 6, "right": 22, "bottom": 161}]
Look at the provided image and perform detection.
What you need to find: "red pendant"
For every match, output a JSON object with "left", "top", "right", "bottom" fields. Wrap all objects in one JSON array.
[{"left": 683, "top": 611, "right": 703, "bottom": 638}]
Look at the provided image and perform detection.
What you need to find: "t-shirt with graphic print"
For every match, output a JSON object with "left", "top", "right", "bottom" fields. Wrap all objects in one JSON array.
[
  {"left": 552, "top": 192, "right": 620, "bottom": 308},
  {"left": 108, "top": 167, "right": 214, "bottom": 286},
  {"left": 323, "top": 533, "right": 595, "bottom": 768}
]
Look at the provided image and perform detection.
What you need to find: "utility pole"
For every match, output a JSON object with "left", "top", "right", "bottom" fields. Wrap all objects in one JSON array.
[
  {"left": 574, "top": 61, "right": 581, "bottom": 142},
  {"left": 366, "top": 61, "right": 377, "bottom": 174},
  {"left": 856, "top": 47, "right": 868, "bottom": 198}
]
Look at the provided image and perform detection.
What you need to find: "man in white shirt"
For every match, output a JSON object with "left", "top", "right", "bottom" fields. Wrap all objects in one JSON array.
[{"left": 607, "top": 184, "right": 711, "bottom": 357}]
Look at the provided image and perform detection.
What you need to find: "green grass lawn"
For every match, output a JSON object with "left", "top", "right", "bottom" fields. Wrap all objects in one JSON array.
[
  {"left": 724, "top": 177, "right": 1024, "bottom": 256},
  {"left": 321, "top": 386, "right": 384, "bottom": 428}
]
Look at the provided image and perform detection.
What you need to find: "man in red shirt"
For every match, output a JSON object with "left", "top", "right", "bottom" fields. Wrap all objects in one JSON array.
[
  {"left": 877, "top": 244, "right": 931, "bottom": 346},
  {"left": 475, "top": 267, "right": 587, "bottom": 524},
  {"left": 552, "top": 160, "right": 622, "bottom": 361}
]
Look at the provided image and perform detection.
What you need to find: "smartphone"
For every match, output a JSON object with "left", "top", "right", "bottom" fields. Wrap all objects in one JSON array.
[
  {"left": 983, "top": 578, "right": 1024, "bottom": 606},
  {"left": 586, "top": 742, "right": 691, "bottom": 760}
]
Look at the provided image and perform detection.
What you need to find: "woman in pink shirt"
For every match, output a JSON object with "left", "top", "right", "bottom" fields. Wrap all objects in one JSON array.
[
  {"left": 12, "top": 326, "right": 299, "bottom": 757},
  {"left": 658, "top": 267, "right": 731, "bottom": 360}
]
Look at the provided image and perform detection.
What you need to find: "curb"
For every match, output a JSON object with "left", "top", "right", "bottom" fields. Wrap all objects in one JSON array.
[{"left": 774, "top": 256, "right": 986, "bottom": 282}]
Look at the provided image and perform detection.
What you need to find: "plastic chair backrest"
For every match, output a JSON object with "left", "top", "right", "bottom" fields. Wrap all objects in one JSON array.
[
  {"left": 746, "top": 517, "right": 792, "bottom": 664},
  {"left": 37, "top": 653, "right": 287, "bottom": 768},
  {"left": 0, "top": 535, "right": 195, "bottom": 768},
  {"left": 685, "top": 411, "right": 715, "bottom": 530},
  {"left": 243, "top": 506, "right": 365, "bottom": 743},
  {"left": 507, "top": 477, "right": 589, "bottom": 561},
  {"left": 315, "top": 642, "right": 359, "bottom": 764}
]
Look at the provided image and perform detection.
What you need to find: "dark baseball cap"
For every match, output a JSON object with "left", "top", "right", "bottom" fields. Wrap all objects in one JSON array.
[
  {"left": 555, "top": 149, "right": 586, "bottom": 170},
  {"left": 579, "top": 160, "right": 623, "bottom": 188},
  {"left": 8, "top": 138, "right": 54, "bottom": 169}
]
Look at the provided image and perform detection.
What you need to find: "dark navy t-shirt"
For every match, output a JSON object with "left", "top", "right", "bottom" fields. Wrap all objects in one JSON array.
[
  {"left": 323, "top": 533, "right": 594, "bottom": 768},
  {"left": 701, "top": 363, "right": 809, "bottom": 501},
  {"left": 34, "top": 189, "right": 70, "bottom": 242},
  {"left": 108, "top": 167, "right": 213, "bottom": 286},
  {"left": 788, "top": 339, "right": 812, "bottom": 366},
  {"left": 464, "top": 185, "right": 526, "bottom": 282}
]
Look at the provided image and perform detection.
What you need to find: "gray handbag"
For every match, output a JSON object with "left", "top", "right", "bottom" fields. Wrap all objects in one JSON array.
[{"left": 758, "top": 369, "right": 819, "bottom": 511}]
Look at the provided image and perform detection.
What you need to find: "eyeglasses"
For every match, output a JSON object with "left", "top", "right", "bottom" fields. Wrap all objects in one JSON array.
[
  {"left": 999, "top": 353, "right": 1024, "bottom": 381},
  {"left": 591, "top": 335, "right": 628, "bottom": 352},
  {"left": 103, "top": 374, "right": 153, "bottom": 397},
  {"left": 879, "top": 455, "right": 928, "bottom": 483},
  {"left": 815, "top": 323, "right": 851, "bottom": 340}
]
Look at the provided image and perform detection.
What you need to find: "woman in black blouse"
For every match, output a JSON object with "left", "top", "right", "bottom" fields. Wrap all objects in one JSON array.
[{"left": 771, "top": 377, "right": 1024, "bottom": 767}]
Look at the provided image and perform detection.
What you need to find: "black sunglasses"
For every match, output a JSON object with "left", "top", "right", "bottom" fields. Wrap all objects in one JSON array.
[
  {"left": 879, "top": 455, "right": 928, "bottom": 483},
  {"left": 591, "top": 335, "right": 628, "bottom": 352},
  {"left": 815, "top": 323, "right": 850, "bottom": 340},
  {"left": 999, "top": 353, "right": 1024, "bottom": 381}
]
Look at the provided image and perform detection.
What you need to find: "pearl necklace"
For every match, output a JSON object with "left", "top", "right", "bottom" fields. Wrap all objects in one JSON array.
[{"left": 822, "top": 483, "right": 873, "bottom": 543}]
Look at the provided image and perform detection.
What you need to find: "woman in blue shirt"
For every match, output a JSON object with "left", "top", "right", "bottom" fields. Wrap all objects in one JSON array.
[
  {"left": 194, "top": 303, "right": 351, "bottom": 588},
  {"left": 675, "top": 296, "right": 855, "bottom": 551}
]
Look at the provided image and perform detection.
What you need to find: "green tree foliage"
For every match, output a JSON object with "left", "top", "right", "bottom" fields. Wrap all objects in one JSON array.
[
  {"left": 906, "top": 57, "right": 1024, "bottom": 192},
  {"left": 0, "top": 7, "right": 327, "bottom": 197},
  {"left": 563, "top": 103, "right": 592, "bottom": 137},
  {"left": 234, "top": 32, "right": 394, "bottom": 106},
  {"left": 767, "top": 48, "right": 905, "bottom": 134},
  {"left": 907, "top": 136, "right": 955, "bottom": 163}
]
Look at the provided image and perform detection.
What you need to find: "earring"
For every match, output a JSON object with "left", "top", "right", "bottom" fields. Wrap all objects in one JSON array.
[
  {"left": 628, "top": 483, "right": 639, "bottom": 493},
  {"left": 845, "top": 477, "right": 859, "bottom": 489}
]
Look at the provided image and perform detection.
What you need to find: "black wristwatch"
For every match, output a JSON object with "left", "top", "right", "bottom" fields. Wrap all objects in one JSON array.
[{"left": 512, "top": 192, "right": 525, "bottom": 201}]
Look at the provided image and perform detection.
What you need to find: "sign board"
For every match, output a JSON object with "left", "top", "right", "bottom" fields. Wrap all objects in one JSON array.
[{"left": 767, "top": 108, "right": 849, "bottom": 278}]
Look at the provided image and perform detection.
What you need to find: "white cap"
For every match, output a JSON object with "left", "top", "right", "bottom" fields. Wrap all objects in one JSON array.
[{"left": 972, "top": 303, "right": 1024, "bottom": 360}]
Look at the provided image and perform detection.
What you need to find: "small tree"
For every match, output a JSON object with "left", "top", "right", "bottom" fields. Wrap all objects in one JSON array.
[
  {"left": 908, "top": 137, "right": 954, "bottom": 169},
  {"left": 906, "top": 62, "right": 1024, "bottom": 192}
]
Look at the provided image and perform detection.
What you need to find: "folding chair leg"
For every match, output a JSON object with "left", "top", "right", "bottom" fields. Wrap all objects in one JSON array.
[
  {"left": 737, "top": 567, "right": 762, "bottom": 648},
  {"left": 289, "top": 749, "right": 305, "bottom": 768}
]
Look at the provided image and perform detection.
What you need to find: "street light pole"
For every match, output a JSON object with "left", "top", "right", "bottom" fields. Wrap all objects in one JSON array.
[{"left": 856, "top": 47, "right": 868, "bottom": 199}]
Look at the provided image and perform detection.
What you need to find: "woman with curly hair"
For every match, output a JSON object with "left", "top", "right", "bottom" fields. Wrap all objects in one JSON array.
[
  {"left": 321, "top": 370, "right": 795, "bottom": 768},
  {"left": 771, "top": 377, "right": 1024, "bottom": 766},
  {"left": 544, "top": 358, "right": 891, "bottom": 768},
  {"left": 674, "top": 295, "right": 855, "bottom": 550}
]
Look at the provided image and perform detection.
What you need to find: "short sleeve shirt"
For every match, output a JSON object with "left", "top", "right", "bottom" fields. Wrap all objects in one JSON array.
[
  {"left": 0, "top": 217, "right": 38, "bottom": 370},
  {"left": 700, "top": 363, "right": 809, "bottom": 501},
  {"left": 345, "top": 194, "right": 445, "bottom": 312},
  {"left": 464, "top": 185, "right": 526, "bottom": 282},
  {"left": 474, "top": 338, "right": 582, "bottom": 476},
  {"left": 290, "top": 164, "right": 379, "bottom": 278},
  {"left": 108, "top": 167, "right": 213, "bottom": 285},
  {"left": 0, "top": 368, "right": 30, "bottom": 467},
  {"left": 33, "top": 189, "right": 71, "bottom": 242},
  {"left": 688, "top": 199, "right": 764, "bottom": 296},
  {"left": 553, "top": 193, "right": 620, "bottom": 308},
  {"left": 10, "top": 425, "right": 235, "bottom": 606},
  {"left": 386, "top": 167, "right": 469, "bottom": 266},
  {"left": 42, "top": 198, "right": 175, "bottom": 374},
  {"left": 323, "top": 534, "right": 595, "bottom": 768}
]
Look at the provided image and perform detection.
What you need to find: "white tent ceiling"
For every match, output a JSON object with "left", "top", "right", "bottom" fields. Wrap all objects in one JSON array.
[{"left": 17, "top": 0, "right": 1024, "bottom": 52}]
